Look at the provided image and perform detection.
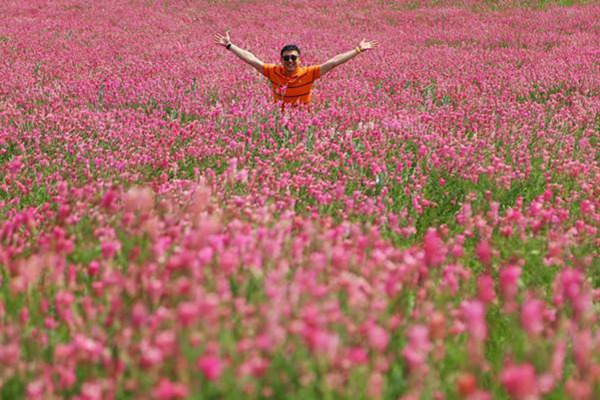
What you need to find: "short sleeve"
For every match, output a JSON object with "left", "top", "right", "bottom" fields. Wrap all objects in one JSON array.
[
  {"left": 262, "top": 63, "right": 276, "bottom": 79},
  {"left": 308, "top": 65, "right": 321, "bottom": 81}
]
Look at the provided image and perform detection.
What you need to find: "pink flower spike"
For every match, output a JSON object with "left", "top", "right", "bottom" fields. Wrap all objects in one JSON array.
[
  {"left": 477, "top": 274, "right": 496, "bottom": 304},
  {"left": 475, "top": 240, "right": 492, "bottom": 265},
  {"left": 197, "top": 354, "right": 224, "bottom": 381},
  {"left": 347, "top": 347, "right": 369, "bottom": 365},
  {"left": 499, "top": 265, "right": 521, "bottom": 309},
  {"left": 460, "top": 300, "right": 487, "bottom": 342},
  {"left": 367, "top": 323, "right": 390, "bottom": 352},
  {"left": 423, "top": 228, "right": 446, "bottom": 268},
  {"left": 500, "top": 363, "right": 538, "bottom": 400},
  {"left": 153, "top": 379, "right": 189, "bottom": 400},
  {"left": 521, "top": 297, "right": 545, "bottom": 336}
]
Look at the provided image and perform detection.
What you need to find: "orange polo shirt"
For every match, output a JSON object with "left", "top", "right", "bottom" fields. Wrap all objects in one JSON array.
[{"left": 262, "top": 64, "right": 321, "bottom": 104}]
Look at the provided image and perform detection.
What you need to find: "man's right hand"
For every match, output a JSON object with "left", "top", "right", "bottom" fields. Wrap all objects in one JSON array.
[
  {"left": 213, "top": 31, "right": 231, "bottom": 48},
  {"left": 212, "top": 31, "right": 264, "bottom": 73}
]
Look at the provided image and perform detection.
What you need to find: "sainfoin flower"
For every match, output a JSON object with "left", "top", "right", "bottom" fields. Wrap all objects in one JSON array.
[
  {"left": 124, "top": 186, "right": 155, "bottom": 213},
  {"left": 500, "top": 363, "right": 538, "bottom": 400},
  {"left": 197, "top": 354, "right": 224, "bottom": 381},
  {"left": 460, "top": 300, "right": 487, "bottom": 342},
  {"left": 153, "top": 379, "right": 189, "bottom": 400},
  {"left": 499, "top": 265, "right": 521, "bottom": 302},
  {"left": 475, "top": 240, "right": 493, "bottom": 266},
  {"left": 520, "top": 296, "right": 545, "bottom": 336},
  {"left": 402, "top": 325, "right": 432, "bottom": 373},
  {"left": 423, "top": 228, "right": 446, "bottom": 267},
  {"left": 367, "top": 322, "right": 390, "bottom": 351},
  {"left": 477, "top": 274, "right": 496, "bottom": 304}
]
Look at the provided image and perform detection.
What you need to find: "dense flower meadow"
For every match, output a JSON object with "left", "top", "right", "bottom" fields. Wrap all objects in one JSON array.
[{"left": 1, "top": 0, "right": 599, "bottom": 398}]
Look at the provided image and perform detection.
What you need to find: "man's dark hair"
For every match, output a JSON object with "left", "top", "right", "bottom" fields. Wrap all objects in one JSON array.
[{"left": 280, "top": 44, "right": 301, "bottom": 57}]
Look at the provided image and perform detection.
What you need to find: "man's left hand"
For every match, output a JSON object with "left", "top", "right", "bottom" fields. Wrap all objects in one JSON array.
[{"left": 358, "top": 39, "right": 379, "bottom": 52}]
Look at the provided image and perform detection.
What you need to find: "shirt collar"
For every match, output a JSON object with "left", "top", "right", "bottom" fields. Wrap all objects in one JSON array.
[{"left": 283, "top": 65, "right": 302, "bottom": 78}]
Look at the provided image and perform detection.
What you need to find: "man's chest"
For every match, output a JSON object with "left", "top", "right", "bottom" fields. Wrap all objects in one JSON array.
[{"left": 274, "top": 68, "right": 313, "bottom": 86}]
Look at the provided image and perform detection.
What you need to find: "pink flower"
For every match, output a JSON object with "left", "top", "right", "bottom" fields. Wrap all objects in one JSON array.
[
  {"left": 423, "top": 228, "right": 446, "bottom": 267},
  {"left": 500, "top": 363, "right": 538, "bottom": 400},
  {"left": 554, "top": 268, "right": 591, "bottom": 318},
  {"left": 197, "top": 354, "right": 224, "bottom": 381},
  {"left": 140, "top": 345, "right": 163, "bottom": 369},
  {"left": 401, "top": 325, "right": 431, "bottom": 373},
  {"left": 88, "top": 260, "right": 100, "bottom": 276},
  {"left": 0, "top": 343, "right": 21, "bottom": 365},
  {"left": 153, "top": 379, "right": 189, "bottom": 400},
  {"left": 460, "top": 300, "right": 487, "bottom": 342},
  {"left": 367, "top": 371, "right": 384, "bottom": 399},
  {"left": 550, "top": 340, "right": 566, "bottom": 379},
  {"left": 238, "top": 355, "right": 269, "bottom": 378},
  {"left": 176, "top": 302, "right": 198, "bottom": 327},
  {"left": 347, "top": 347, "right": 369, "bottom": 365},
  {"left": 124, "top": 186, "right": 154, "bottom": 213},
  {"left": 467, "top": 391, "right": 493, "bottom": 400},
  {"left": 367, "top": 323, "right": 390, "bottom": 351},
  {"left": 499, "top": 265, "right": 521, "bottom": 304},
  {"left": 520, "top": 297, "right": 545, "bottom": 336},
  {"left": 26, "top": 379, "right": 45, "bottom": 399},
  {"left": 100, "top": 240, "right": 120, "bottom": 259},
  {"left": 57, "top": 366, "right": 76, "bottom": 389},
  {"left": 80, "top": 381, "right": 104, "bottom": 400},
  {"left": 477, "top": 274, "right": 496, "bottom": 304},
  {"left": 456, "top": 373, "right": 477, "bottom": 397},
  {"left": 189, "top": 184, "right": 211, "bottom": 214},
  {"left": 572, "top": 329, "right": 593, "bottom": 372},
  {"left": 303, "top": 327, "right": 340, "bottom": 358},
  {"left": 100, "top": 189, "right": 117, "bottom": 209},
  {"left": 565, "top": 378, "right": 593, "bottom": 399},
  {"left": 475, "top": 240, "right": 492, "bottom": 265}
]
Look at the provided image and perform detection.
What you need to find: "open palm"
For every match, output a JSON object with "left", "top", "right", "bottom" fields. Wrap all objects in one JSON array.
[
  {"left": 358, "top": 39, "right": 379, "bottom": 51},
  {"left": 213, "top": 31, "right": 231, "bottom": 47}
]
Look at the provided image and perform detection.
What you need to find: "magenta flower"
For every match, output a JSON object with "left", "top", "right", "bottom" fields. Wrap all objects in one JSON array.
[
  {"left": 197, "top": 354, "right": 224, "bottom": 381},
  {"left": 475, "top": 240, "right": 492, "bottom": 266},
  {"left": 153, "top": 379, "right": 189, "bottom": 400},
  {"left": 100, "top": 189, "right": 117, "bottom": 209},
  {"left": 460, "top": 300, "right": 487, "bottom": 342},
  {"left": 520, "top": 296, "right": 545, "bottom": 336},
  {"left": 500, "top": 363, "right": 538, "bottom": 400},
  {"left": 477, "top": 274, "right": 496, "bottom": 304},
  {"left": 499, "top": 265, "right": 521, "bottom": 311},
  {"left": 123, "top": 186, "right": 154, "bottom": 213},
  {"left": 347, "top": 347, "right": 369, "bottom": 366},
  {"left": 100, "top": 240, "right": 120, "bottom": 259},
  {"left": 401, "top": 325, "right": 431, "bottom": 374},
  {"left": 367, "top": 323, "right": 390, "bottom": 352},
  {"left": 423, "top": 228, "right": 446, "bottom": 268}
]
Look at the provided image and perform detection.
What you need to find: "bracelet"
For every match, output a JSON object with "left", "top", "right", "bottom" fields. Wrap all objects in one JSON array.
[
  {"left": 356, "top": 46, "right": 362, "bottom": 53},
  {"left": 226, "top": 43, "right": 232, "bottom": 50}
]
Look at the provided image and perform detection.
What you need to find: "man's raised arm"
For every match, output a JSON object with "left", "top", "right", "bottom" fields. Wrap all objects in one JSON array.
[
  {"left": 213, "top": 31, "right": 264, "bottom": 73},
  {"left": 319, "top": 39, "right": 379, "bottom": 77}
]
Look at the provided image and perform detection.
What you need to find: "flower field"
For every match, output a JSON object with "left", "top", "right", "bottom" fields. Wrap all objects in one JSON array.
[{"left": 1, "top": 0, "right": 599, "bottom": 398}]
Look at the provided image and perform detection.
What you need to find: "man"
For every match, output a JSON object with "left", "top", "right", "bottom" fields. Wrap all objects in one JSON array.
[{"left": 213, "top": 31, "right": 378, "bottom": 106}]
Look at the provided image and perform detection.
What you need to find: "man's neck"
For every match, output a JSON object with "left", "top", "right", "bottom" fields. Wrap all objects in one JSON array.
[{"left": 284, "top": 66, "right": 300, "bottom": 77}]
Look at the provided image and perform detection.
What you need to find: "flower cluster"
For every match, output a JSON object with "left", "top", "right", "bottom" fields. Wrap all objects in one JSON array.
[{"left": 0, "top": 0, "right": 598, "bottom": 399}]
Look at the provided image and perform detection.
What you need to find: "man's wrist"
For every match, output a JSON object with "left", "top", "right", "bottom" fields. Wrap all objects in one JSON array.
[{"left": 226, "top": 42, "right": 232, "bottom": 50}]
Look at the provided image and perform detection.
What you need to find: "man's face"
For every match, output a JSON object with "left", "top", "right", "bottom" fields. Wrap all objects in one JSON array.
[{"left": 281, "top": 50, "right": 300, "bottom": 73}]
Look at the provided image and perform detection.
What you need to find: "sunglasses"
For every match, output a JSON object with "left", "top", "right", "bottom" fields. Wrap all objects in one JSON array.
[{"left": 282, "top": 55, "right": 298, "bottom": 62}]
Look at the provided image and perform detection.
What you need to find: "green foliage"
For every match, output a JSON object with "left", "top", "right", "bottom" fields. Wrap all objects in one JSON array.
[{"left": 0, "top": 377, "right": 25, "bottom": 400}]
